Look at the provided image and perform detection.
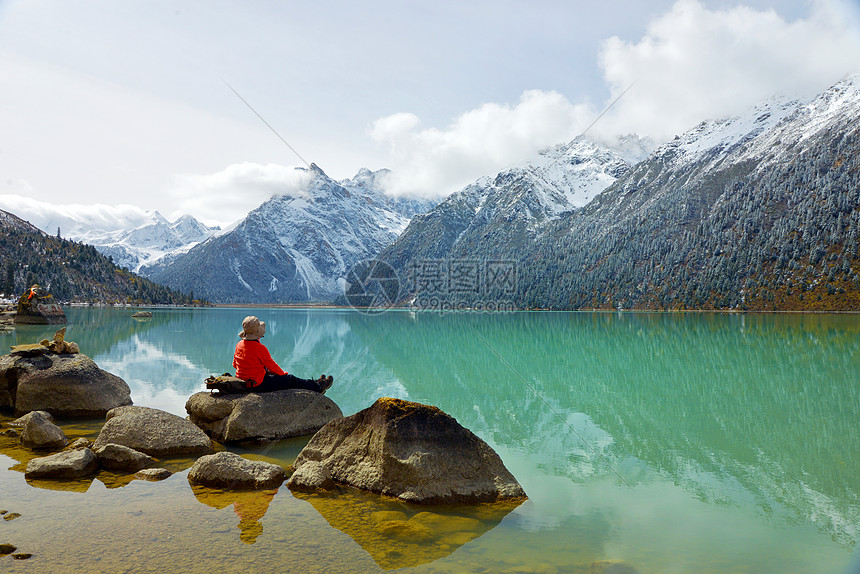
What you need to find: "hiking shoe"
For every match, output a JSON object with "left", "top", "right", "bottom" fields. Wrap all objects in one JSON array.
[{"left": 319, "top": 375, "right": 333, "bottom": 394}]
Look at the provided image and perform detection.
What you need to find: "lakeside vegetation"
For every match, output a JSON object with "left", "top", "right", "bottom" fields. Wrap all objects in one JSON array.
[{"left": 0, "top": 211, "right": 197, "bottom": 306}]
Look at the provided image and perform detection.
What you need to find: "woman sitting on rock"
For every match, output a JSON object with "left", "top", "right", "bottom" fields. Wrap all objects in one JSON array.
[{"left": 232, "top": 316, "right": 332, "bottom": 393}]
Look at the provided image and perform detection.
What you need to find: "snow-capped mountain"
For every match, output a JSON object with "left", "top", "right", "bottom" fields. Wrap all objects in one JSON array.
[
  {"left": 459, "top": 135, "right": 639, "bottom": 221},
  {"left": 656, "top": 95, "right": 801, "bottom": 167},
  {"left": 81, "top": 212, "right": 220, "bottom": 272},
  {"left": 380, "top": 72, "right": 860, "bottom": 311},
  {"left": 378, "top": 135, "right": 641, "bottom": 270},
  {"left": 613, "top": 73, "right": 860, "bottom": 202},
  {"left": 340, "top": 168, "right": 431, "bottom": 223},
  {"left": 143, "top": 165, "right": 435, "bottom": 303},
  {"left": 581, "top": 74, "right": 860, "bottom": 223},
  {"left": 518, "top": 72, "right": 860, "bottom": 310},
  {"left": 0, "top": 196, "right": 219, "bottom": 273},
  {"left": 746, "top": 73, "right": 860, "bottom": 167}
]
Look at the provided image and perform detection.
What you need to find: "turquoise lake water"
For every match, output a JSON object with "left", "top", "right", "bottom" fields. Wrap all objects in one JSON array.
[{"left": 1, "top": 308, "right": 858, "bottom": 573}]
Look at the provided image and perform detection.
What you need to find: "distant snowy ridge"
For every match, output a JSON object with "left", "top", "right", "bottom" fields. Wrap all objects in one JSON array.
[
  {"left": 0, "top": 195, "right": 220, "bottom": 273},
  {"left": 446, "top": 135, "right": 638, "bottom": 227},
  {"left": 658, "top": 95, "right": 801, "bottom": 165},
  {"left": 81, "top": 212, "right": 220, "bottom": 272},
  {"left": 521, "top": 136, "right": 636, "bottom": 215},
  {"left": 648, "top": 72, "right": 860, "bottom": 176},
  {"left": 376, "top": 134, "right": 642, "bottom": 274}
]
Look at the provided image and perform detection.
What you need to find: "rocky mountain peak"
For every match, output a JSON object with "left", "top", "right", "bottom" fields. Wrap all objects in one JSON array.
[{"left": 143, "top": 165, "right": 435, "bottom": 303}]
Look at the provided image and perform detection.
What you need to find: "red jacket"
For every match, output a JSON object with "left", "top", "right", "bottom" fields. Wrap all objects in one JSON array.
[{"left": 233, "top": 340, "right": 286, "bottom": 386}]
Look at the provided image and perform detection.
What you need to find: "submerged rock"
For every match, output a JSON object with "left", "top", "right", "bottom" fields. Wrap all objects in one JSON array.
[
  {"left": 287, "top": 397, "right": 527, "bottom": 504},
  {"left": 93, "top": 406, "right": 213, "bottom": 458},
  {"left": 25, "top": 448, "right": 99, "bottom": 479},
  {"left": 590, "top": 560, "right": 641, "bottom": 574},
  {"left": 186, "top": 389, "right": 343, "bottom": 443},
  {"left": 95, "top": 443, "right": 155, "bottom": 472},
  {"left": 0, "top": 341, "right": 132, "bottom": 417},
  {"left": 68, "top": 437, "right": 93, "bottom": 450},
  {"left": 188, "top": 451, "right": 286, "bottom": 490},
  {"left": 134, "top": 468, "right": 172, "bottom": 481}
]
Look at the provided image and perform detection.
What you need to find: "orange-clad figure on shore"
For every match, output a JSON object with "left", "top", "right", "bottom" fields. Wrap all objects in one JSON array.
[{"left": 232, "top": 316, "right": 332, "bottom": 394}]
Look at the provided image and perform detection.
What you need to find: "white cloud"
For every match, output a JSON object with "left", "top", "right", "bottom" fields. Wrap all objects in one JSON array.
[
  {"left": 170, "top": 163, "right": 313, "bottom": 226},
  {"left": 369, "top": 0, "right": 860, "bottom": 199},
  {"left": 595, "top": 0, "right": 860, "bottom": 141},
  {"left": 4, "top": 1, "right": 858, "bottom": 220},
  {"left": 0, "top": 193, "right": 155, "bottom": 235},
  {"left": 370, "top": 90, "right": 594, "bottom": 198},
  {"left": 0, "top": 51, "right": 307, "bottom": 228}
]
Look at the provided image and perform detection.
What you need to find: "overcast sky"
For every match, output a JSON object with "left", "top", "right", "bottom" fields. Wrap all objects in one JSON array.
[{"left": 1, "top": 0, "right": 859, "bottom": 227}]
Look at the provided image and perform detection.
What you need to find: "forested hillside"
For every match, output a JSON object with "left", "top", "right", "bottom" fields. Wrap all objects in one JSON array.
[
  {"left": 381, "top": 75, "right": 860, "bottom": 312},
  {"left": 521, "top": 123, "right": 860, "bottom": 311},
  {"left": 0, "top": 209, "right": 192, "bottom": 304}
]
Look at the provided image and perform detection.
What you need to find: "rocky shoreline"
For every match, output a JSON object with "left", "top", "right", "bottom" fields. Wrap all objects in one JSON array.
[
  {"left": 0, "top": 304, "right": 14, "bottom": 333},
  {"left": 2, "top": 328, "right": 525, "bottom": 499},
  {"left": 0, "top": 325, "right": 665, "bottom": 574},
  {"left": 0, "top": 328, "right": 530, "bottom": 565}
]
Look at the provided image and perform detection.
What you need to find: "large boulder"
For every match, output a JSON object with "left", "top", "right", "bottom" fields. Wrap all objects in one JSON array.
[
  {"left": 25, "top": 448, "right": 99, "bottom": 479},
  {"left": 8, "top": 409, "right": 55, "bottom": 427},
  {"left": 287, "top": 397, "right": 527, "bottom": 504},
  {"left": 0, "top": 341, "right": 132, "bottom": 417},
  {"left": 19, "top": 410, "right": 68, "bottom": 450},
  {"left": 14, "top": 284, "right": 66, "bottom": 324},
  {"left": 0, "top": 354, "right": 17, "bottom": 411},
  {"left": 185, "top": 390, "right": 343, "bottom": 443},
  {"left": 92, "top": 406, "right": 213, "bottom": 457},
  {"left": 188, "top": 451, "right": 286, "bottom": 490}
]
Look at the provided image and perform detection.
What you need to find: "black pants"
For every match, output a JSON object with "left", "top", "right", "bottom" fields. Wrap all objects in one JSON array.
[{"left": 251, "top": 373, "right": 322, "bottom": 393}]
